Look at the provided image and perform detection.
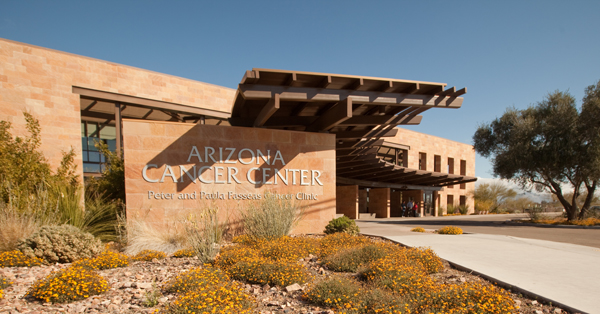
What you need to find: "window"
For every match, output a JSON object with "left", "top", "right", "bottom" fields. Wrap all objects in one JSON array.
[
  {"left": 447, "top": 158, "right": 455, "bottom": 188},
  {"left": 377, "top": 146, "right": 407, "bottom": 166},
  {"left": 434, "top": 155, "right": 441, "bottom": 172},
  {"left": 419, "top": 152, "right": 427, "bottom": 170},
  {"left": 81, "top": 121, "right": 117, "bottom": 173},
  {"left": 460, "top": 160, "right": 467, "bottom": 189},
  {"left": 459, "top": 195, "right": 466, "bottom": 206},
  {"left": 447, "top": 195, "right": 454, "bottom": 212}
]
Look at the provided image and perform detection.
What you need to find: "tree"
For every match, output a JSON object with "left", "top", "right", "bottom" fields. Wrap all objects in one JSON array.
[
  {"left": 473, "top": 80, "right": 600, "bottom": 220},
  {"left": 469, "top": 182, "right": 517, "bottom": 213}
]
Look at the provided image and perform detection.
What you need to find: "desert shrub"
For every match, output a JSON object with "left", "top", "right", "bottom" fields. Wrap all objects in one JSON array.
[
  {"left": 447, "top": 204, "right": 457, "bottom": 215},
  {"left": 359, "top": 255, "right": 435, "bottom": 296},
  {"left": 362, "top": 288, "right": 413, "bottom": 314},
  {"left": 0, "top": 199, "right": 57, "bottom": 252},
  {"left": 17, "top": 225, "right": 102, "bottom": 264},
  {"left": 172, "top": 248, "right": 196, "bottom": 258},
  {"left": 324, "top": 216, "right": 360, "bottom": 235},
  {"left": 125, "top": 219, "right": 187, "bottom": 256},
  {"left": 457, "top": 204, "right": 469, "bottom": 215},
  {"left": 163, "top": 266, "right": 229, "bottom": 294},
  {"left": 26, "top": 265, "right": 108, "bottom": 303},
  {"left": 403, "top": 247, "right": 444, "bottom": 274},
  {"left": 319, "top": 233, "right": 370, "bottom": 258},
  {"left": 239, "top": 192, "right": 304, "bottom": 240},
  {"left": 411, "top": 227, "right": 425, "bottom": 233},
  {"left": 163, "top": 282, "right": 254, "bottom": 314},
  {"left": 132, "top": 249, "right": 166, "bottom": 261},
  {"left": 85, "top": 141, "right": 125, "bottom": 203},
  {"left": 415, "top": 282, "right": 515, "bottom": 313},
  {"left": 214, "top": 245, "right": 261, "bottom": 271},
  {"left": 184, "top": 205, "right": 223, "bottom": 263},
  {"left": 254, "top": 236, "right": 319, "bottom": 262},
  {"left": 322, "top": 243, "right": 395, "bottom": 272},
  {"left": 72, "top": 251, "right": 129, "bottom": 270},
  {"left": 0, "top": 274, "right": 11, "bottom": 300},
  {"left": 0, "top": 250, "right": 42, "bottom": 267},
  {"left": 227, "top": 257, "right": 310, "bottom": 286},
  {"left": 437, "top": 226, "right": 463, "bottom": 235},
  {"left": 304, "top": 277, "right": 365, "bottom": 311}
]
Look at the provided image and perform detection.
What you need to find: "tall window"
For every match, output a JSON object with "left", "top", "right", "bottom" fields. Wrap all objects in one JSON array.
[
  {"left": 419, "top": 152, "right": 427, "bottom": 170},
  {"left": 447, "top": 157, "right": 455, "bottom": 188},
  {"left": 81, "top": 121, "right": 116, "bottom": 173},
  {"left": 459, "top": 195, "right": 466, "bottom": 206},
  {"left": 434, "top": 155, "right": 441, "bottom": 172}
]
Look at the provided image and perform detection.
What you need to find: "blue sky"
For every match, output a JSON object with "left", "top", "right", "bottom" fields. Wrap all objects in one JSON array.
[{"left": 2, "top": 1, "right": 599, "bottom": 178}]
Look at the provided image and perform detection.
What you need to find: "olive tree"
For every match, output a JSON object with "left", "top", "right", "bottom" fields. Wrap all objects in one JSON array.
[{"left": 473, "top": 80, "right": 600, "bottom": 221}]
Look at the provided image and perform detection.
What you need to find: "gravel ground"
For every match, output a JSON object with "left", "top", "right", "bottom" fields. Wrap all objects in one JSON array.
[{"left": 0, "top": 237, "right": 571, "bottom": 314}]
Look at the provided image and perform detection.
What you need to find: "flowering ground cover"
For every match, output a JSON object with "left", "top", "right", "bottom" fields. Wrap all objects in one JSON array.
[{"left": 0, "top": 235, "right": 568, "bottom": 313}]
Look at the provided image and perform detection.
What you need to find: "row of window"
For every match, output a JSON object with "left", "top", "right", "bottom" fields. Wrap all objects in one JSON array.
[{"left": 419, "top": 153, "right": 467, "bottom": 189}]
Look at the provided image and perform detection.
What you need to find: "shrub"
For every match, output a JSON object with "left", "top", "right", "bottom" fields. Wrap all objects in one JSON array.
[
  {"left": 163, "top": 266, "right": 229, "bottom": 294},
  {"left": 163, "top": 282, "right": 254, "bottom": 314},
  {"left": 304, "top": 277, "right": 365, "bottom": 311},
  {"left": 184, "top": 205, "right": 223, "bottom": 263},
  {"left": 132, "top": 249, "right": 166, "bottom": 261},
  {"left": 72, "top": 251, "right": 129, "bottom": 270},
  {"left": 227, "top": 257, "right": 310, "bottom": 286},
  {"left": 17, "top": 225, "right": 102, "bottom": 264},
  {"left": 415, "top": 282, "right": 515, "bottom": 313},
  {"left": 239, "top": 192, "right": 304, "bottom": 240},
  {"left": 319, "top": 233, "right": 370, "bottom": 258},
  {"left": 215, "top": 245, "right": 261, "bottom": 271},
  {"left": 254, "top": 236, "right": 319, "bottom": 262},
  {"left": 362, "top": 288, "right": 413, "bottom": 314},
  {"left": 172, "top": 248, "right": 196, "bottom": 258},
  {"left": 411, "top": 227, "right": 425, "bottom": 233},
  {"left": 457, "top": 204, "right": 469, "bottom": 215},
  {"left": 0, "top": 250, "right": 42, "bottom": 267},
  {"left": 324, "top": 216, "right": 360, "bottom": 235},
  {"left": 26, "top": 265, "right": 108, "bottom": 303},
  {"left": 437, "top": 226, "right": 463, "bottom": 235},
  {"left": 322, "top": 243, "right": 394, "bottom": 272},
  {"left": 359, "top": 255, "right": 436, "bottom": 296},
  {"left": 1, "top": 275, "right": 12, "bottom": 299}
]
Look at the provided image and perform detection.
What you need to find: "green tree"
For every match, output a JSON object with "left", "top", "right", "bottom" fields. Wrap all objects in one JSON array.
[
  {"left": 85, "top": 141, "right": 125, "bottom": 203},
  {"left": 473, "top": 80, "right": 600, "bottom": 220},
  {"left": 469, "top": 182, "right": 517, "bottom": 213}
]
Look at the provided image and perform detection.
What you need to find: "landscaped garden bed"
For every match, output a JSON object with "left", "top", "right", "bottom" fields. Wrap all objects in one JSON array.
[{"left": 0, "top": 234, "right": 568, "bottom": 314}]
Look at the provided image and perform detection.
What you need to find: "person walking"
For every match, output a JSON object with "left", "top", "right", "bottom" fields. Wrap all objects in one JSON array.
[{"left": 407, "top": 199, "right": 414, "bottom": 217}]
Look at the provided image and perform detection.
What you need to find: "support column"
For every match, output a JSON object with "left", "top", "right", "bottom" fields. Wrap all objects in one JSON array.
[
  {"left": 369, "top": 188, "right": 390, "bottom": 218},
  {"left": 336, "top": 185, "right": 359, "bottom": 219}
]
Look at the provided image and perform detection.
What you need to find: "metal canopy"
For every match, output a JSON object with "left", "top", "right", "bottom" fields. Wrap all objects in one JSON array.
[{"left": 229, "top": 68, "right": 476, "bottom": 189}]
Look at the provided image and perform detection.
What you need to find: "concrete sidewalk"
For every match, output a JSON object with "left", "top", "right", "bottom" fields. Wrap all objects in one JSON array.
[{"left": 357, "top": 220, "right": 600, "bottom": 314}]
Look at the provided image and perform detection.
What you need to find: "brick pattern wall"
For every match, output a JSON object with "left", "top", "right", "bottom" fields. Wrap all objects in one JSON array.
[
  {"left": 336, "top": 185, "right": 358, "bottom": 219},
  {"left": 123, "top": 121, "right": 336, "bottom": 234},
  {"left": 0, "top": 38, "right": 235, "bottom": 175},
  {"left": 388, "top": 127, "right": 476, "bottom": 214},
  {"left": 369, "top": 188, "right": 390, "bottom": 218}
]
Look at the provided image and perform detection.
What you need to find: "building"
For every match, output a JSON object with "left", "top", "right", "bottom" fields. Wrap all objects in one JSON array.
[{"left": 0, "top": 38, "right": 476, "bottom": 234}]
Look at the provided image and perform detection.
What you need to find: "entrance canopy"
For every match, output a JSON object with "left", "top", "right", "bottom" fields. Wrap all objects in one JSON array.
[{"left": 230, "top": 69, "right": 476, "bottom": 189}]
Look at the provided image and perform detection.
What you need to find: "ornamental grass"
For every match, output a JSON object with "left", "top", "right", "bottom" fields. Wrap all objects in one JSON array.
[
  {"left": 26, "top": 265, "right": 108, "bottom": 303},
  {"left": 72, "top": 250, "right": 129, "bottom": 270},
  {"left": 172, "top": 248, "right": 196, "bottom": 258},
  {"left": 410, "top": 227, "right": 425, "bottom": 232},
  {"left": 132, "top": 249, "right": 167, "bottom": 261},
  {"left": 437, "top": 226, "right": 464, "bottom": 235},
  {"left": 0, "top": 250, "right": 42, "bottom": 267}
]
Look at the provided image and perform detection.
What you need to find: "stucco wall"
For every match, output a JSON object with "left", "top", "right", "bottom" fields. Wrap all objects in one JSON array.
[
  {"left": 123, "top": 121, "right": 336, "bottom": 234},
  {"left": 369, "top": 188, "right": 390, "bottom": 218},
  {"left": 0, "top": 38, "right": 235, "bottom": 176}
]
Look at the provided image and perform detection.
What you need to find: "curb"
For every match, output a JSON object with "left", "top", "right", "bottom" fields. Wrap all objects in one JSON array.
[
  {"left": 504, "top": 220, "right": 600, "bottom": 230},
  {"left": 361, "top": 232, "right": 587, "bottom": 314}
]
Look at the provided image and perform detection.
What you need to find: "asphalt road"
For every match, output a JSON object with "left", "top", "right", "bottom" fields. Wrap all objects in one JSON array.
[{"left": 356, "top": 213, "right": 600, "bottom": 249}]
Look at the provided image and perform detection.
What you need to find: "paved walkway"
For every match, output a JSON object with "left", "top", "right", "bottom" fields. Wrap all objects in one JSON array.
[{"left": 357, "top": 220, "right": 600, "bottom": 314}]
